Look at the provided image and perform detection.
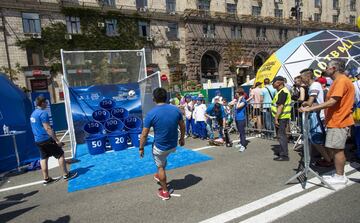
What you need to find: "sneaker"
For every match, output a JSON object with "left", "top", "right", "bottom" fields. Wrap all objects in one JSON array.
[
  {"left": 324, "top": 174, "right": 348, "bottom": 185},
  {"left": 63, "top": 172, "right": 78, "bottom": 181},
  {"left": 238, "top": 145, "right": 245, "bottom": 152},
  {"left": 273, "top": 156, "right": 290, "bottom": 161},
  {"left": 43, "top": 177, "right": 57, "bottom": 186},
  {"left": 157, "top": 188, "right": 170, "bottom": 200},
  {"left": 153, "top": 173, "right": 160, "bottom": 182}
]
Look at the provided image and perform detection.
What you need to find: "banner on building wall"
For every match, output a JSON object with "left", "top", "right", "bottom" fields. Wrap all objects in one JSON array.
[
  {"left": 30, "top": 92, "right": 53, "bottom": 126},
  {"left": 68, "top": 83, "right": 142, "bottom": 144}
]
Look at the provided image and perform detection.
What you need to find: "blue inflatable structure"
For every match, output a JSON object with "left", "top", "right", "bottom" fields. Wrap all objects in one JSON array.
[{"left": 0, "top": 73, "right": 39, "bottom": 172}]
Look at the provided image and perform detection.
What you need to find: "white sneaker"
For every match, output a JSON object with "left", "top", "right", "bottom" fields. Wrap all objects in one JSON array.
[
  {"left": 235, "top": 144, "right": 241, "bottom": 148},
  {"left": 238, "top": 145, "right": 245, "bottom": 152},
  {"left": 324, "top": 174, "right": 348, "bottom": 185}
]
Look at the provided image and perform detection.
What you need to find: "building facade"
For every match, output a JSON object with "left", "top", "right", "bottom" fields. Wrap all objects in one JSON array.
[{"left": 0, "top": 0, "right": 358, "bottom": 99}]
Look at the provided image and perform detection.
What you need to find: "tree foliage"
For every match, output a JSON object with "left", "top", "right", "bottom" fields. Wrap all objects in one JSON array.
[{"left": 16, "top": 7, "right": 150, "bottom": 73}]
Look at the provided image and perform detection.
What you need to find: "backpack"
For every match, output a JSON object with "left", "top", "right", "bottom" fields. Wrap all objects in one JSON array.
[{"left": 291, "top": 87, "right": 300, "bottom": 101}]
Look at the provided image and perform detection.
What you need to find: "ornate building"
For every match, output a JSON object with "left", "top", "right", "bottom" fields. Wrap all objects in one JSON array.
[{"left": 0, "top": 0, "right": 358, "bottom": 98}]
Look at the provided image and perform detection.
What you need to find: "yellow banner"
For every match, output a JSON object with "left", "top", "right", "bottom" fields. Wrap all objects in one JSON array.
[{"left": 255, "top": 54, "right": 281, "bottom": 85}]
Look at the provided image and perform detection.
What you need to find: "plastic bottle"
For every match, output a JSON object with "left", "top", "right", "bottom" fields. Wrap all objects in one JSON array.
[{"left": 3, "top": 124, "right": 8, "bottom": 135}]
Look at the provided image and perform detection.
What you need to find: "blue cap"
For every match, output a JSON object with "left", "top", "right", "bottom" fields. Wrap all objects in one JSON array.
[{"left": 185, "top": 94, "right": 191, "bottom": 99}]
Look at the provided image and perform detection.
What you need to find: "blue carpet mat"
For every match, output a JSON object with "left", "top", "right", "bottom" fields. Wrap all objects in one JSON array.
[{"left": 68, "top": 142, "right": 212, "bottom": 192}]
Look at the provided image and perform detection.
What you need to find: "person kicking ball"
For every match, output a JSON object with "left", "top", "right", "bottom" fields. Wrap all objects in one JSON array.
[{"left": 139, "top": 88, "right": 185, "bottom": 200}]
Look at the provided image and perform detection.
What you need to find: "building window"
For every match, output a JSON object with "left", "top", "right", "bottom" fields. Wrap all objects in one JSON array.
[
  {"left": 105, "top": 19, "right": 118, "bottom": 36},
  {"left": 198, "top": 0, "right": 210, "bottom": 10},
  {"left": 252, "top": 6, "right": 261, "bottom": 16},
  {"left": 136, "top": 0, "right": 147, "bottom": 9},
  {"left": 333, "top": 0, "right": 339, "bottom": 9},
  {"left": 231, "top": 26, "right": 242, "bottom": 39},
  {"left": 274, "top": 9, "right": 283, "bottom": 18},
  {"left": 350, "top": 0, "right": 356, "bottom": 11},
  {"left": 314, "top": 0, "right": 321, "bottom": 8},
  {"left": 100, "top": 0, "right": 115, "bottom": 6},
  {"left": 203, "top": 23, "right": 215, "bottom": 36},
  {"left": 332, "top": 15, "right": 338, "bottom": 23},
  {"left": 314, "top": 13, "right": 321, "bottom": 22},
  {"left": 138, "top": 21, "right": 150, "bottom": 37},
  {"left": 26, "top": 48, "right": 44, "bottom": 66},
  {"left": 166, "top": 22, "right": 178, "bottom": 40},
  {"left": 166, "top": 0, "right": 176, "bottom": 12},
  {"left": 256, "top": 27, "right": 266, "bottom": 38},
  {"left": 279, "top": 29, "right": 288, "bottom": 41},
  {"left": 227, "top": 3, "right": 237, "bottom": 14},
  {"left": 66, "top": 16, "right": 81, "bottom": 34},
  {"left": 350, "top": 15, "right": 356, "bottom": 25},
  {"left": 22, "top": 13, "right": 41, "bottom": 34}
]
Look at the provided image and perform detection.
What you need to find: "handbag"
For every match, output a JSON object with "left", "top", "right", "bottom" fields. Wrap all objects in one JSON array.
[{"left": 353, "top": 104, "right": 360, "bottom": 122}]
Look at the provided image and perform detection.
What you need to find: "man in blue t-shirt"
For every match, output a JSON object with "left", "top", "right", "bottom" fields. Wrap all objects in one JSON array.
[
  {"left": 30, "top": 96, "right": 76, "bottom": 185},
  {"left": 261, "top": 78, "right": 277, "bottom": 134},
  {"left": 139, "top": 88, "right": 185, "bottom": 200},
  {"left": 205, "top": 97, "right": 226, "bottom": 141}
]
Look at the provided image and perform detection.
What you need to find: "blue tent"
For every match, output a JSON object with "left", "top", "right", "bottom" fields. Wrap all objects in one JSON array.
[{"left": 0, "top": 73, "right": 39, "bottom": 172}]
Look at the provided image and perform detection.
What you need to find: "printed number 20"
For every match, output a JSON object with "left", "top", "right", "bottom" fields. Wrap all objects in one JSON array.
[{"left": 115, "top": 137, "right": 125, "bottom": 144}]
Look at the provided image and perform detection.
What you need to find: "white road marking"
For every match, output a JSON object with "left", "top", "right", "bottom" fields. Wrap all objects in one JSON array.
[
  {"left": 0, "top": 176, "right": 63, "bottom": 193},
  {"left": 199, "top": 163, "right": 359, "bottom": 223},
  {"left": 193, "top": 137, "right": 256, "bottom": 152},
  {"left": 240, "top": 170, "right": 360, "bottom": 223}
]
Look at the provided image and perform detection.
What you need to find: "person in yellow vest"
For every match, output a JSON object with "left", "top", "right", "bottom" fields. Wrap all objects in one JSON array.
[{"left": 271, "top": 76, "right": 292, "bottom": 161}]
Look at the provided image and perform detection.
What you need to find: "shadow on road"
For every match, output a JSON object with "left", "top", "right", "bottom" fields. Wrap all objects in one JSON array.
[
  {"left": 0, "top": 205, "right": 38, "bottom": 222},
  {"left": 43, "top": 215, "right": 71, "bottom": 223},
  {"left": 168, "top": 174, "right": 202, "bottom": 190},
  {"left": 0, "top": 190, "right": 38, "bottom": 211}
]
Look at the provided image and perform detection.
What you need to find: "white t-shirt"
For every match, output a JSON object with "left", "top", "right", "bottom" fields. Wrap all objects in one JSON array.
[
  {"left": 184, "top": 101, "right": 194, "bottom": 119},
  {"left": 309, "top": 81, "right": 325, "bottom": 120},
  {"left": 193, "top": 104, "right": 207, "bottom": 122}
]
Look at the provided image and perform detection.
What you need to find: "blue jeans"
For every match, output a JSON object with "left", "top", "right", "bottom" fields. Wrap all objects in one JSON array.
[
  {"left": 186, "top": 118, "right": 194, "bottom": 135},
  {"left": 263, "top": 109, "right": 274, "bottom": 132},
  {"left": 206, "top": 119, "right": 223, "bottom": 140},
  {"left": 235, "top": 120, "right": 246, "bottom": 147},
  {"left": 355, "top": 126, "right": 360, "bottom": 158}
]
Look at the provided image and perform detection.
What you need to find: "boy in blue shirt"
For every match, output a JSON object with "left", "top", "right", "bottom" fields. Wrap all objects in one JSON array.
[
  {"left": 139, "top": 88, "right": 185, "bottom": 200},
  {"left": 205, "top": 97, "right": 226, "bottom": 142},
  {"left": 30, "top": 96, "right": 76, "bottom": 185}
]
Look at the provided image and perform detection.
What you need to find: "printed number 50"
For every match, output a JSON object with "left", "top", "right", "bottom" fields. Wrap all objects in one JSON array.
[{"left": 92, "top": 140, "right": 102, "bottom": 148}]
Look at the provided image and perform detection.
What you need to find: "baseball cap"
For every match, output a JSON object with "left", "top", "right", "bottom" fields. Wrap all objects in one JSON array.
[{"left": 272, "top": 76, "right": 285, "bottom": 83}]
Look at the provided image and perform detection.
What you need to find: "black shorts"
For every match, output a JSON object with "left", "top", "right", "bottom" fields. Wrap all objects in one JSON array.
[{"left": 36, "top": 139, "right": 64, "bottom": 159}]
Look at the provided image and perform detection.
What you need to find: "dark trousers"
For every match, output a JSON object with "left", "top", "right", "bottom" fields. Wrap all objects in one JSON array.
[
  {"left": 235, "top": 120, "right": 246, "bottom": 147},
  {"left": 186, "top": 118, "right": 194, "bottom": 135},
  {"left": 276, "top": 119, "right": 289, "bottom": 157}
]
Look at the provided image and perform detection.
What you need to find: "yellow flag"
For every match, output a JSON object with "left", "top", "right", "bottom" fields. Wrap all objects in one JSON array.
[
  {"left": 255, "top": 54, "right": 282, "bottom": 85},
  {"left": 357, "top": 16, "right": 360, "bottom": 29}
]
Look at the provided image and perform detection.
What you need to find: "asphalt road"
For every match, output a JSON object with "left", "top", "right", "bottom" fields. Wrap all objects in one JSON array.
[{"left": 0, "top": 135, "right": 359, "bottom": 223}]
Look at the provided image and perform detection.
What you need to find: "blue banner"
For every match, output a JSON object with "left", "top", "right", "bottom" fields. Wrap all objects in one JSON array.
[{"left": 69, "top": 83, "right": 142, "bottom": 144}]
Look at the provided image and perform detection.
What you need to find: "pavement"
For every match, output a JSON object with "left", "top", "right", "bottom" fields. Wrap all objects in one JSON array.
[{"left": 0, "top": 134, "right": 359, "bottom": 223}]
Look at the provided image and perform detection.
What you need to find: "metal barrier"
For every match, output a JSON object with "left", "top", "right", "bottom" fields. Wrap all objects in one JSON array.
[{"left": 243, "top": 102, "right": 303, "bottom": 140}]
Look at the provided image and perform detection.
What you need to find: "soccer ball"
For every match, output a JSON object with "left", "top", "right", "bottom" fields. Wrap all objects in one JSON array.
[{"left": 128, "top": 90, "right": 136, "bottom": 97}]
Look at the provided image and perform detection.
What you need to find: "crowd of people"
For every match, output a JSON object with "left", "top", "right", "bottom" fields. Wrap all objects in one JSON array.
[{"left": 169, "top": 58, "right": 360, "bottom": 184}]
